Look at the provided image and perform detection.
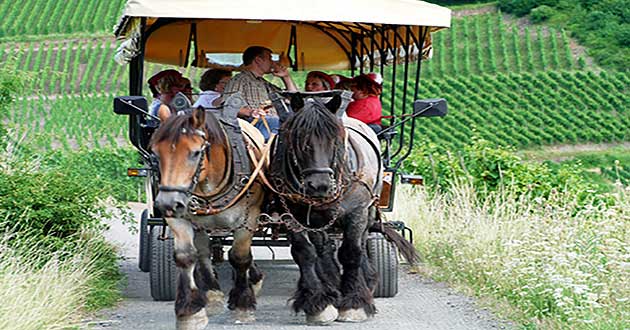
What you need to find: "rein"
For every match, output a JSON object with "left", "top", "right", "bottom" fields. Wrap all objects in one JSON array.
[{"left": 189, "top": 125, "right": 272, "bottom": 216}]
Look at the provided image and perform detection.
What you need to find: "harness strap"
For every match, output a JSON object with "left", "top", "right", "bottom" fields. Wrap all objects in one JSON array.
[{"left": 194, "top": 133, "right": 275, "bottom": 215}]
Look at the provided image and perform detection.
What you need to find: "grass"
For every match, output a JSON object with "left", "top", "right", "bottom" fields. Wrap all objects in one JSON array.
[
  {"left": 0, "top": 228, "right": 121, "bottom": 330},
  {"left": 395, "top": 183, "right": 630, "bottom": 329}
]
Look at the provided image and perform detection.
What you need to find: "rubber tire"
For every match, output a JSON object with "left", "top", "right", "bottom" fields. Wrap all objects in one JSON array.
[
  {"left": 138, "top": 210, "right": 150, "bottom": 272},
  {"left": 367, "top": 233, "right": 399, "bottom": 298},
  {"left": 149, "top": 226, "right": 177, "bottom": 301}
]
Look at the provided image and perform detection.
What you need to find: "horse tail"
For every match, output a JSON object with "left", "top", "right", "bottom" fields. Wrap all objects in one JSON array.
[{"left": 370, "top": 223, "right": 420, "bottom": 265}]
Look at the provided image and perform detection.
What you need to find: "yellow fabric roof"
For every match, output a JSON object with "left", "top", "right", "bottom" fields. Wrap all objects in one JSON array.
[{"left": 114, "top": 0, "right": 451, "bottom": 70}]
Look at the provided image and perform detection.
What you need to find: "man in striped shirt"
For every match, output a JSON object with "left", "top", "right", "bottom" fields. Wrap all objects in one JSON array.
[{"left": 224, "top": 46, "right": 297, "bottom": 140}]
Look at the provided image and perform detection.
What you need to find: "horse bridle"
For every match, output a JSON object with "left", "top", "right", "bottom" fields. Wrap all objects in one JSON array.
[
  {"left": 157, "top": 129, "right": 210, "bottom": 197},
  {"left": 283, "top": 135, "right": 344, "bottom": 203}
]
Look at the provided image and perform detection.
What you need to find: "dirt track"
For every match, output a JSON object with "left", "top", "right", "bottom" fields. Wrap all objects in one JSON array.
[{"left": 88, "top": 203, "right": 512, "bottom": 330}]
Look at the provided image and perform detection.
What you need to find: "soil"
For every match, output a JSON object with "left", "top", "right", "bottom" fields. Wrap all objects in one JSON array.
[
  {"left": 452, "top": 5, "right": 498, "bottom": 18},
  {"left": 84, "top": 203, "right": 514, "bottom": 330}
]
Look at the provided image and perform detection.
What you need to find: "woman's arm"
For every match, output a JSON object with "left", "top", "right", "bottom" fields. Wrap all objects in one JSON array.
[{"left": 157, "top": 104, "right": 171, "bottom": 122}]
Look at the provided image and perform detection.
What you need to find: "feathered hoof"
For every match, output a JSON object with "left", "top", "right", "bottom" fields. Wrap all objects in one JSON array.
[
  {"left": 336, "top": 308, "right": 370, "bottom": 323},
  {"left": 252, "top": 274, "right": 264, "bottom": 297},
  {"left": 205, "top": 290, "right": 224, "bottom": 316},
  {"left": 176, "top": 309, "right": 208, "bottom": 330},
  {"left": 231, "top": 308, "right": 255, "bottom": 324},
  {"left": 306, "top": 305, "right": 338, "bottom": 325}
]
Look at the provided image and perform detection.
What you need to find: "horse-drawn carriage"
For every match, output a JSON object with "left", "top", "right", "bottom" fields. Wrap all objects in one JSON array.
[{"left": 112, "top": 0, "right": 450, "bottom": 327}]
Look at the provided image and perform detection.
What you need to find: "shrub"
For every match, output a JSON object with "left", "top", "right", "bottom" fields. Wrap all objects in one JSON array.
[
  {"left": 530, "top": 5, "right": 556, "bottom": 23},
  {"left": 0, "top": 130, "right": 124, "bottom": 316},
  {"left": 498, "top": 0, "right": 558, "bottom": 17},
  {"left": 404, "top": 137, "right": 595, "bottom": 201},
  {"left": 41, "top": 147, "right": 144, "bottom": 202},
  {"left": 0, "top": 138, "right": 138, "bottom": 247}
]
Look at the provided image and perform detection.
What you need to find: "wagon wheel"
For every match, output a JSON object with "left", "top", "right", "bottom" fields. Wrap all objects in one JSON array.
[
  {"left": 149, "top": 226, "right": 177, "bottom": 301},
  {"left": 138, "top": 209, "right": 151, "bottom": 272},
  {"left": 367, "top": 232, "right": 399, "bottom": 298}
]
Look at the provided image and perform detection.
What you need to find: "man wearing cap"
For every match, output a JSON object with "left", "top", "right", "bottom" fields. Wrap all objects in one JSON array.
[{"left": 223, "top": 46, "right": 298, "bottom": 140}]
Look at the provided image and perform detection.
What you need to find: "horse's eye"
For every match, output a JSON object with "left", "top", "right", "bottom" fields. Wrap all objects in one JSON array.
[{"left": 190, "top": 150, "right": 202, "bottom": 159}]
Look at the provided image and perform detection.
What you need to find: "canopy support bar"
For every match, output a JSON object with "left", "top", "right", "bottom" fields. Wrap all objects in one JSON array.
[{"left": 129, "top": 17, "right": 146, "bottom": 96}]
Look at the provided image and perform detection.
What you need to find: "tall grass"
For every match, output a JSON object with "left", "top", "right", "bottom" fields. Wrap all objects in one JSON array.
[
  {"left": 395, "top": 184, "right": 630, "bottom": 329},
  {"left": 0, "top": 229, "right": 117, "bottom": 330}
]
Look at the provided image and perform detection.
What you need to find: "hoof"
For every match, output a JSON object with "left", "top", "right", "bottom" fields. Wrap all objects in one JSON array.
[
  {"left": 232, "top": 308, "right": 255, "bottom": 324},
  {"left": 306, "top": 305, "right": 338, "bottom": 325},
  {"left": 252, "top": 274, "right": 264, "bottom": 297},
  {"left": 337, "top": 308, "right": 369, "bottom": 323},
  {"left": 205, "top": 290, "right": 224, "bottom": 316},
  {"left": 176, "top": 309, "right": 208, "bottom": 330}
]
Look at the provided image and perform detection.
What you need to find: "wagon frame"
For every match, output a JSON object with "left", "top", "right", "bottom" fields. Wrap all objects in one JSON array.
[{"left": 112, "top": 0, "right": 451, "bottom": 302}]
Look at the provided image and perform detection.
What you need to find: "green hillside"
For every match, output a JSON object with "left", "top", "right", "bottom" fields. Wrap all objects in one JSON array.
[
  {"left": 424, "top": 13, "right": 578, "bottom": 77},
  {"left": 0, "top": 3, "right": 627, "bottom": 156},
  {"left": 0, "top": 1, "right": 126, "bottom": 40},
  {"left": 0, "top": 12, "right": 584, "bottom": 95},
  {"left": 383, "top": 70, "right": 630, "bottom": 150}
]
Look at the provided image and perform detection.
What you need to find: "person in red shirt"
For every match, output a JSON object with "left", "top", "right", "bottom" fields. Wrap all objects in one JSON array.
[{"left": 346, "top": 73, "right": 383, "bottom": 133}]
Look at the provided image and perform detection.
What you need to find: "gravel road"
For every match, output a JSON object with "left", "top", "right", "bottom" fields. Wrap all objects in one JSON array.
[{"left": 89, "top": 203, "right": 512, "bottom": 330}]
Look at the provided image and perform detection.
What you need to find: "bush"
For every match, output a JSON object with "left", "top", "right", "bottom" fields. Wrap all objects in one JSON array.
[
  {"left": 0, "top": 132, "right": 124, "bottom": 321},
  {"left": 0, "top": 141, "right": 139, "bottom": 247},
  {"left": 509, "top": 0, "right": 630, "bottom": 71},
  {"left": 404, "top": 137, "right": 595, "bottom": 201},
  {"left": 42, "top": 147, "right": 144, "bottom": 202},
  {"left": 530, "top": 5, "right": 556, "bottom": 23},
  {"left": 498, "top": 0, "right": 558, "bottom": 17},
  {"left": 0, "top": 64, "right": 24, "bottom": 109}
]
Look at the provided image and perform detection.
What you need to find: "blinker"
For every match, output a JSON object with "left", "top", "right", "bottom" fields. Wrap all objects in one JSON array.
[{"left": 127, "top": 167, "right": 149, "bottom": 177}]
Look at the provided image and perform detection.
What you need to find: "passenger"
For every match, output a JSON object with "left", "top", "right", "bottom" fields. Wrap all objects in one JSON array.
[
  {"left": 147, "top": 69, "right": 182, "bottom": 125},
  {"left": 346, "top": 73, "right": 383, "bottom": 133},
  {"left": 193, "top": 69, "right": 232, "bottom": 108},
  {"left": 305, "top": 71, "right": 334, "bottom": 92},
  {"left": 331, "top": 74, "right": 352, "bottom": 90},
  {"left": 223, "top": 46, "right": 298, "bottom": 140},
  {"left": 179, "top": 77, "right": 193, "bottom": 103},
  {"left": 155, "top": 73, "right": 186, "bottom": 122}
]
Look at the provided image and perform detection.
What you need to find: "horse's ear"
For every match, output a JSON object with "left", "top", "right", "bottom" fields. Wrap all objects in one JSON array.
[
  {"left": 324, "top": 94, "right": 342, "bottom": 114},
  {"left": 191, "top": 106, "right": 206, "bottom": 129},
  {"left": 289, "top": 93, "right": 304, "bottom": 112}
]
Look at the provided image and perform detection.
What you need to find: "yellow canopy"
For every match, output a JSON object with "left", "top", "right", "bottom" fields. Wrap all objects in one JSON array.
[{"left": 114, "top": 0, "right": 451, "bottom": 70}]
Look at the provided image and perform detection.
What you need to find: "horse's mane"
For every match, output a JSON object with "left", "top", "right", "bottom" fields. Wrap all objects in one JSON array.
[
  {"left": 149, "top": 112, "right": 226, "bottom": 147},
  {"left": 281, "top": 99, "right": 343, "bottom": 161}
]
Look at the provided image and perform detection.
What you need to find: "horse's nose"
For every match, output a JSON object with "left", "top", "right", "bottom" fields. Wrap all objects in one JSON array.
[
  {"left": 305, "top": 176, "right": 332, "bottom": 197},
  {"left": 155, "top": 192, "right": 187, "bottom": 217}
]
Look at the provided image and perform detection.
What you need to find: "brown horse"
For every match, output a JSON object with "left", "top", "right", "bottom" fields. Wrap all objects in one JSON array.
[{"left": 150, "top": 106, "right": 265, "bottom": 329}]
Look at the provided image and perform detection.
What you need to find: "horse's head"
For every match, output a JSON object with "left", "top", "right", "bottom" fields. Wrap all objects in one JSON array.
[
  {"left": 150, "top": 108, "right": 226, "bottom": 217},
  {"left": 280, "top": 94, "right": 345, "bottom": 199}
]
